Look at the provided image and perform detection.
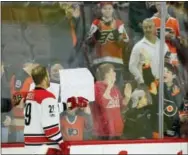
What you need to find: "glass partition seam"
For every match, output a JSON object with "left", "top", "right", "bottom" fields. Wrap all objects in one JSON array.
[{"left": 158, "top": 2, "right": 167, "bottom": 139}]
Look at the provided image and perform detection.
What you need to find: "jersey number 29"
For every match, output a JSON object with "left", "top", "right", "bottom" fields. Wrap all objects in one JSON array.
[{"left": 25, "top": 103, "right": 32, "bottom": 125}]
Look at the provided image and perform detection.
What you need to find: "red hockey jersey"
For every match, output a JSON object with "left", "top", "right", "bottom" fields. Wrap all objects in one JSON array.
[{"left": 92, "top": 81, "right": 124, "bottom": 136}]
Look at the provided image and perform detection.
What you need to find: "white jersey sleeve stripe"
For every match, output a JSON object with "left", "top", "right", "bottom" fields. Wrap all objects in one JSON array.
[{"left": 48, "top": 131, "right": 63, "bottom": 143}]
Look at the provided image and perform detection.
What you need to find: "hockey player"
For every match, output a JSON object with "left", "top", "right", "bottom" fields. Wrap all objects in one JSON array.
[{"left": 13, "top": 65, "right": 89, "bottom": 154}]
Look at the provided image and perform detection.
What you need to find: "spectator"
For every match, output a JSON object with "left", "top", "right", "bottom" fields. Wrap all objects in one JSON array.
[
  {"left": 171, "top": 33, "right": 188, "bottom": 97},
  {"left": 163, "top": 63, "right": 182, "bottom": 137},
  {"left": 49, "top": 62, "right": 64, "bottom": 107},
  {"left": 128, "top": 2, "right": 157, "bottom": 44},
  {"left": 179, "top": 98, "right": 188, "bottom": 138},
  {"left": 60, "top": 103, "right": 92, "bottom": 141},
  {"left": 50, "top": 61, "right": 63, "bottom": 83},
  {"left": 129, "top": 18, "right": 169, "bottom": 136},
  {"left": 164, "top": 63, "right": 182, "bottom": 108},
  {"left": 171, "top": 27, "right": 188, "bottom": 138},
  {"left": 152, "top": 2, "right": 180, "bottom": 66},
  {"left": 1, "top": 62, "right": 12, "bottom": 143},
  {"left": 129, "top": 18, "right": 169, "bottom": 86},
  {"left": 168, "top": 2, "right": 188, "bottom": 35},
  {"left": 123, "top": 88, "right": 153, "bottom": 139},
  {"left": 50, "top": 2, "right": 86, "bottom": 68},
  {"left": 86, "top": 2, "right": 129, "bottom": 90},
  {"left": 92, "top": 63, "right": 132, "bottom": 140},
  {"left": 9, "top": 61, "right": 37, "bottom": 142}
]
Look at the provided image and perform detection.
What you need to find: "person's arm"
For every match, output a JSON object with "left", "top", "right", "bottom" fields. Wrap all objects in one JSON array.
[
  {"left": 164, "top": 43, "right": 169, "bottom": 56},
  {"left": 41, "top": 98, "right": 63, "bottom": 144},
  {"left": 85, "top": 19, "right": 99, "bottom": 45},
  {"left": 94, "top": 83, "right": 111, "bottom": 135},
  {"left": 175, "top": 19, "right": 180, "bottom": 37},
  {"left": 118, "top": 22, "right": 129, "bottom": 43},
  {"left": 129, "top": 44, "right": 144, "bottom": 84},
  {"left": 95, "top": 83, "right": 113, "bottom": 108},
  {"left": 172, "top": 85, "right": 183, "bottom": 108},
  {"left": 121, "top": 83, "right": 132, "bottom": 108},
  {"left": 22, "top": 77, "right": 33, "bottom": 92}
]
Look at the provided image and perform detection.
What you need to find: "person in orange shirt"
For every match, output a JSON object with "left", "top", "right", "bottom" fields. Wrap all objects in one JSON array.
[
  {"left": 60, "top": 101, "right": 92, "bottom": 141},
  {"left": 151, "top": 2, "right": 180, "bottom": 66}
]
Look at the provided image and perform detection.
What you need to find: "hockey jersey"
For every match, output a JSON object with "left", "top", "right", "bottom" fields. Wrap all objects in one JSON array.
[
  {"left": 24, "top": 87, "right": 63, "bottom": 153},
  {"left": 88, "top": 19, "right": 129, "bottom": 65},
  {"left": 60, "top": 115, "right": 85, "bottom": 141},
  {"left": 151, "top": 16, "right": 180, "bottom": 53}
]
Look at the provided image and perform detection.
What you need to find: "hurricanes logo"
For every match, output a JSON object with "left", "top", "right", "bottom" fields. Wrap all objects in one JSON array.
[{"left": 98, "top": 30, "right": 115, "bottom": 44}]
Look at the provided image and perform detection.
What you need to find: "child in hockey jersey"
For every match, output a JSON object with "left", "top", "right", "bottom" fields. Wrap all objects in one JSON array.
[
  {"left": 163, "top": 63, "right": 182, "bottom": 137},
  {"left": 86, "top": 2, "right": 129, "bottom": 90},
  {"left": 60, "top": 102, "right": 92, "bottom": 141}
]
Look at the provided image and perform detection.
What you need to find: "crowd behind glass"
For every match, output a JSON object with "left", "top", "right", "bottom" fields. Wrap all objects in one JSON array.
[{"left": 1, "top": 1, "right": 188, "bottom": 143}]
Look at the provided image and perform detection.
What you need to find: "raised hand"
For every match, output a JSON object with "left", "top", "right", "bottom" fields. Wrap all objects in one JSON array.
[{"left": 124, "top": 83, "right": 132, "bottom": 99}]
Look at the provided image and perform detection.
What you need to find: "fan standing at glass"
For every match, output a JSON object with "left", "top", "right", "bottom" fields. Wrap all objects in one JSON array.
[{"left": 86, "top": 2, "right": 129, "bottom": 89}]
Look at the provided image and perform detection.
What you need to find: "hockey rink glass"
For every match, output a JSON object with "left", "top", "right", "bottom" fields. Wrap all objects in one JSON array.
[{"left": 1, "top": 1, "right": 187, "bottom": 149}]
